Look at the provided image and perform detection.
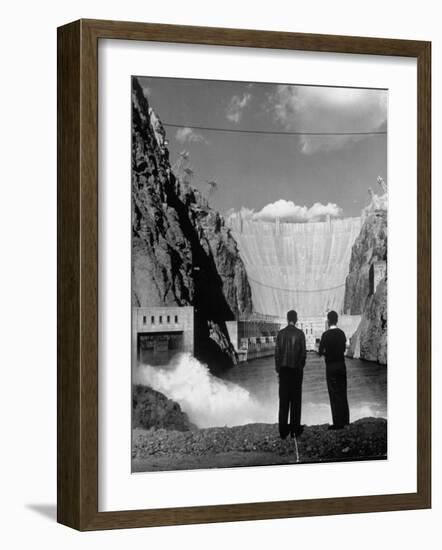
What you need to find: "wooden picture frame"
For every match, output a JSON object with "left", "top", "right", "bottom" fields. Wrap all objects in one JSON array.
[{"left": 57, "top": 18, "right": 431, "bottom": 530}]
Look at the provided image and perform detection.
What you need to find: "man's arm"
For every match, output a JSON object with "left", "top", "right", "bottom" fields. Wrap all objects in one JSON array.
[
  {"left": 318, "top": 333, "right": 326, "bottom": 357},
  {"left": 275, "top": 331, "right": 282, "bottom": 373},
  {"left": 300, "top": 331, "right": 306, "bottom": 367},
  {"left": 340, "top": 330, "right": 347, "bottom": 354}
]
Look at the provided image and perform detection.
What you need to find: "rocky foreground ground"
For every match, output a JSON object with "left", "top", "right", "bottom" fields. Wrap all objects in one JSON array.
[{"left": 132, "top": 417, "right": 387, "bottom": 472}]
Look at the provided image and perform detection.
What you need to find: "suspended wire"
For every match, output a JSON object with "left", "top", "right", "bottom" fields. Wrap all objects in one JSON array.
[
  {"left": 163, "top": 122, "right": 387, "bottom": 136},
  {"left": 246, "top": 275, "right": 346, "bottom": 293}
]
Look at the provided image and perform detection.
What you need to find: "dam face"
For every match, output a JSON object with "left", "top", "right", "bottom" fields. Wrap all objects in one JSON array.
[{"left": 229, "top": 216, "right": 362, "bottom": 319}]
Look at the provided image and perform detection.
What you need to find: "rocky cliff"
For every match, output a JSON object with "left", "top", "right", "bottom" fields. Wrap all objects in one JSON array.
[
  {"left": 344, "top": 210, "right": 387, "bottom": 315},
  {"left": 344, "top": 209, "right": 387, "bottom": 364},
  {"left": 347, "top": 278, "right": 387, "bottom": 364},
  {"left": 131, "top": 77, "right": 252, "bottom": 369}
]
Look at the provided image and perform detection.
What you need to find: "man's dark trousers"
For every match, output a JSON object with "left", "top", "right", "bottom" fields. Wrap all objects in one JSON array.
[
  {"left": 278, "top": 367, "right": 304, "bottom": 438},
  {"left": 326, "top": 361, "right": 350, "bottom": 427}
]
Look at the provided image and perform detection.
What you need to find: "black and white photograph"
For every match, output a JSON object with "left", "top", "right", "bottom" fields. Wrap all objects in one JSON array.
[
  {"left": 1, "top": 0, "right": 437, "bottom": 543},
  {"left": 131, "top": 75, "right": 388, "bottom": 472}
]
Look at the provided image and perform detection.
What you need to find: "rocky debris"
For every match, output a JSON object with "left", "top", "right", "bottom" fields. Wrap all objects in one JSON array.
[
  {"left": 347, "top": 278, "right": 387, "bottom": 364},
  {"left": 295, "top": 417, "right": 386, "bottom": 461},
  {"left": 131, "top": 77, "right": 252, "bottom": 369},
  {"left": 132, "top": 417, "right": 387, "bottom": 463},
  {"left": 344, "top": 210, "right": 387, "bottom": 315},
  {"left": 132, "top": 384, "right": 194, "bottom": 432}
]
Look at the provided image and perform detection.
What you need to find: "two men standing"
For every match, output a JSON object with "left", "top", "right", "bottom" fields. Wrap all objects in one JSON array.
[{"left": 275, "top": 309, "right": 350, "bottom": 439}]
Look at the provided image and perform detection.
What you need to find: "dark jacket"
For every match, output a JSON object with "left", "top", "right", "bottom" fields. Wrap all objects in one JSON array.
[
  {"left": 275, "top": 325, "right": 306, "bottom": 373},
  {"left": 318, "top": 327, "right": 347, "bottom": 364}
]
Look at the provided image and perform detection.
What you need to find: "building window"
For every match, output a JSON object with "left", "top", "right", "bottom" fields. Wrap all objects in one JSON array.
[
  {"left": 175, "top": 315, "right": 178, "bottom": 323},
  {"left": 167, "top": 315, "right": 170, "bottom": 323},
  {"left": 159, "top": 316, "right": 163, "bottom": 324},
  {"left": 142, "top": 315, "right": 146, "bottom": 324},
  {"left": 151, "top": 316, "right": 155, "bottom": 324}
]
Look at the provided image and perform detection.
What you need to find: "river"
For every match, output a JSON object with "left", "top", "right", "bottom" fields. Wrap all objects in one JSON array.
[
  {"left": 220, "top": 352, "right": 387, "bottom": 426},
  {"left": 135, "top": 351, "right": 387, "bottom": 428}
]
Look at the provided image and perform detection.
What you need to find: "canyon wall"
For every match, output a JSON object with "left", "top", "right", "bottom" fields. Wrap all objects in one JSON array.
[
  {"left": 132, "top": 77, "right": 252, "bottom": 369},
  {"left": 344, "top": 210, "right": 387, "bottom": 315},
  {"left": 344, "top": 210, "right": 388, "bottom": 364},
  {"left": 347, "top": 278, "right": 387, "bottom": 364}
]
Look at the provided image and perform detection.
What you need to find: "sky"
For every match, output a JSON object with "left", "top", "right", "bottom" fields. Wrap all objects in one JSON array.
[{"left": 136, "top": 76, "right": 387, "bottom": 221}]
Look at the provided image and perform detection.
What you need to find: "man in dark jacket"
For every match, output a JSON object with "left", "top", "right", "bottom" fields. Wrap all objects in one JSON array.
[
  {"left": 319, "top": 310, "right": 350, "bottom": 430},
  {"left": 275, "top": 310, "right": 306, "bottom": 439}
]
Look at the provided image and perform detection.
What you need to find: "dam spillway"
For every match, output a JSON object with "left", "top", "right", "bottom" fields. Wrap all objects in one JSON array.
[{"left": 229, "top": 216, "right": 362, "bottom": 319}]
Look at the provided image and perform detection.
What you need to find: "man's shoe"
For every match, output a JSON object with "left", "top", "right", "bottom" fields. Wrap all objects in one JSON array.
[{"left": 328, "top": 424, "right": 344, "bottom": 430}]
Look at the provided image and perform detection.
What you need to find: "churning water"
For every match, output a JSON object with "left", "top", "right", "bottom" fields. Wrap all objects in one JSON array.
[
  {"left": 135, "top": 353, "right": 269, "bottom": 428},
  {"left": 135, "top": 352, "right": 386, "bottom": 429}
]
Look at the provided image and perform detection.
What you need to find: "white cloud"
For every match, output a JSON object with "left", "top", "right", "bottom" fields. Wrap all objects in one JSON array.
[
  {"left": 268, "top": 85, "right": 387, "bottom": 154},
  {"left": 226, "top": 93, "right": 252, "bottom": 124},
  {"left": 175, "top": 127, "right": 208, "bottom": 144},
  {"left": 252, "top": 199, "right": 342, "bottom": 223}
]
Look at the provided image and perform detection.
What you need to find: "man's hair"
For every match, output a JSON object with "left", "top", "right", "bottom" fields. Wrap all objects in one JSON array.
[
  {"left": 287, "top": 310, "right": 298, "bottom": 324},
  {"left": 327, "top": 310, "right": 338, "bottom": 325}
]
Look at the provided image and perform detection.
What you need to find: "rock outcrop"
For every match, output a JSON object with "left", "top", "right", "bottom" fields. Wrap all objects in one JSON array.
[
  {"left": 344, "top": 210, "right": 387, "bottom": 315},
  {"left": 131, "top": 77, "right": 252, "bottom": 369},
  {"left": 347, "top": 278, "right": 387, "bottom": 364},
  {"left": 132, "top": 385, "right": 194, "bottom": 432},
  {"left": 344, "top": 209, "right": 387, "bottom": 364}
]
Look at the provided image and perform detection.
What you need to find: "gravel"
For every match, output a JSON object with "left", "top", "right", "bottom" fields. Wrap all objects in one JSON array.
[{"left": 132, "top": 417, "right": 387, "bottom": 464}]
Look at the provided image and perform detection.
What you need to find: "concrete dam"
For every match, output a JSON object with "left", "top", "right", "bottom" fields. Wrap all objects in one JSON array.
[{"left": 228, "top": 215, "right": 362, "bottom": 320}]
